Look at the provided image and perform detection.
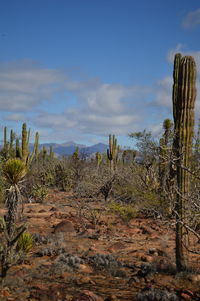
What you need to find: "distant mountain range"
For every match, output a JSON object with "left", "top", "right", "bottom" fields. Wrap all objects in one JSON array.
[{"left": 29, "top": 141, "right": 108, "bottom": 157}]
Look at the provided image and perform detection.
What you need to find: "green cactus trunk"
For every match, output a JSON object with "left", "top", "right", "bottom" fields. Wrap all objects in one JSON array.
[
  {"left": 22, "top": 123, "right": 29, "bottom": 164},
  {"left": 49, "top": 145, "right": 54, "bottom": 160},
  {"left": 95, "top": 151, "right": 102, "bottom": 171},
  {"left": 107, "top": 134, "right": 118, "bottom": 174},
  {"left": 172, "top": 54, "right": 196, "bottom": 271},
  {"left": 34, "top": 132, "right": 39, "bottom": 158},
  {"left": 3, "top": 126, "right": 8, "bottom": 159},
  {"left": 15, "top": 138, "right": 22, "bottom": 159},
  {"left": 159, "top": 119, "right": 173, "bottom": 193}
]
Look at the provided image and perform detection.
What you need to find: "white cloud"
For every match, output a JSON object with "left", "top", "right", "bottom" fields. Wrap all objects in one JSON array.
[
  {"left": 182, "top": 8, "right": 200, "bottom": 29},
  {"left": 0, "top": 60, "right": 65, "bottom": 112},
  {"left": 3, "top": 53, "right": 199, "bottom": 144},
  {"left": 153, "top": 76, "right": 173, "bottom": 109}
]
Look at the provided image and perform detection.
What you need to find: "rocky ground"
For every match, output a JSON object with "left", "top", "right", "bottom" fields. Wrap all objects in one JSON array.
[{"left": 0, "top": 190, "right": 200, "bottom": 301}]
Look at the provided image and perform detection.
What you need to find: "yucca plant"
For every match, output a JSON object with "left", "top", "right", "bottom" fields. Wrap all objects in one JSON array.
[
  {"left": 3, "top": 159, "right": 26, "bottom": 235},
  {"left": 0, "top": 159, "right": 27, "bottom": 283}
]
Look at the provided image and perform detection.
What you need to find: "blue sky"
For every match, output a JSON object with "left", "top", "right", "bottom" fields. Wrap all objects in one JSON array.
[{"left": 0, "top": 0, "right": 199, "bottom": 147}]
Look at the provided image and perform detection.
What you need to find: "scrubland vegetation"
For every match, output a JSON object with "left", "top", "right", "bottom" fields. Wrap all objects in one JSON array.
[{"left": 0, "top": 54, "right": 200, "bottom": 300}]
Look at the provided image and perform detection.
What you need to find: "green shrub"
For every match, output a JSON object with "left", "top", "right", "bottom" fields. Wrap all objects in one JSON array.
[
  {"left": 17, "top": 232, "right": 33, "bottom": 253},
  {"left": 109, "top": 201, "right": 138, "bottom": 223},
  {"left": 32, "top": 184, "right": 48, "bottom": 202}
]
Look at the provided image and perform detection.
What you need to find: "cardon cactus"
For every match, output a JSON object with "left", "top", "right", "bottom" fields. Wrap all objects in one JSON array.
[
  {"left": 172, "top": 54, "right": 197, "bottom": 271},
  {"left": 159, "top": 119, "right": 173, "bottom": 193},
  {"left": 107, "top": 134, "right": 118, "bottom": 173},
  {"left": 22, "top": 123, "right": 29, "bottom": 164}
]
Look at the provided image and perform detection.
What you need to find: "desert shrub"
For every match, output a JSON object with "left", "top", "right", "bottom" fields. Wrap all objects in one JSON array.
[
  {"left": 37, "top": 246, "right": 65, "bottom": 257},
  {"left": 90, "top": 253, "right": 122, "bottom": 270},
  {"left": 17, "top": 232, "right": 33, "bottom": 253},
  {"left": 32, "top": 184, "right": 48, "bottom": 203},
  {"left": 135, "top": 287, "right": 178, "bottom": 301},
  {"left": 54, "top": 163, "right": 73, "bottom": 191},
  {"left": 49, "top": 253, "right": 84, "bottom": 274},
  {"left": 109, "top": 201, "right": 138, "bottom": 223},
  {"left": 82, "top": 207, "right": 104, "bottom": 226}
]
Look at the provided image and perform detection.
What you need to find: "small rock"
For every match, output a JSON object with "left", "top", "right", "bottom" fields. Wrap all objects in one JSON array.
[
  {"left": 2, "top": 288, "right": 10, "bottom": 297},
  {"left": 79, "top": 264, "right": 93, "bottom": 274},
  {"left": 109, "top": 242, "right": 126, "bottom": 251},
  {"left": 38, "top": 209, "right": 46, "bottom": 213},
  {"left": 53, "top": 220, "right": 75, "bottom": 233},
  {"left": 75, "top": 276, "right": 95, "bottom": 285},
  {"left": 189, "top": 274, "right": 200, "bottom": 282},
  {"left": 50, "top": 207, "right": 57, "bottom": 211},
  {"left": 72, "top": 290, "right": 104, "bottom": 301},
  {"left": 141, "top": 255, "right": 154, "bottom": 263}
]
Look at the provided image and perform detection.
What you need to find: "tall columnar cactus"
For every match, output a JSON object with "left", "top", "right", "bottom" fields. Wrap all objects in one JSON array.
[
  {"left": 49, "top": 145, "right": 54, "bottom": 160},
  {"left": 9, "top": 129, "right": 15, "bottom": 158},
  {"left": 15, "top": 138, "right": 22, "bottom": 159},
  {"left": 172, "top": 54, "right": 197, "bottom": 271},
  {"left": 33, "top": 132, "right": 39, "bottom": 158},
  {"left": 107, "top": 134, "right": 118, "bottom": 173},
  {"left": 159, "top": 119, "right": 173, "bottom": 192},
  {"left": 95, "top": 151, "right": 102, "bottom": 171},
  {"left": 21, "top": 123, "right": 29, "bottom": 164},
  {"left": 3, "top": 126, "right": 8, "bottom": 159}
]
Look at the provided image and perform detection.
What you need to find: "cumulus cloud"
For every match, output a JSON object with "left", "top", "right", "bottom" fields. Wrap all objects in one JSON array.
[
  {"left": 182, "top": 8, "right": 200, "bottom": 29},
  {"left": 2, "top": 52, "right": 199, "bottom": 144},
  {"left": 33, "top": 81, "right": 149, "bottom": 138},
  {"left": 0, "top": 60, "right": 65, "bottom": 112},
  {"left": 0, "top": 59, "right": 153, "bottom": 142}
]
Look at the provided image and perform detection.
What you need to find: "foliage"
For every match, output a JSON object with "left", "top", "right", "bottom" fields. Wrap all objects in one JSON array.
[
  {"left": 32, "top": 184, "right": 48, "bottom": 203},
  {"left": 109, "top": 201, "right": 138, "bottom": 223},
  {"left": 0, "top": 216, "right": 26, "bottom": 283},
  {"left": 17, "top": 232, "right": 33, "bottom": 253},
  {"left": 3, "top": 158, "right": 26, "bottom": 185}
]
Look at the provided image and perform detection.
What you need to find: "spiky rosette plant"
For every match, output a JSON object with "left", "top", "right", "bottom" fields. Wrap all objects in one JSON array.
[
  {"left": 1, "top": 159, "right": 27, "bottom": 283},
  {"left": 3, "top": 159, "right": 26, "bottom": 235},
  {"left": 172, "top": 54, "right": 197, "bottom": 271}
]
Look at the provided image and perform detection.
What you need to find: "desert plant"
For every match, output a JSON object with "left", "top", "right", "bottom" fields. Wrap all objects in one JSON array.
[
  {"left": 107, "top": 134, "right": 119, "bottom": 174},
  {"left": 0, "top": 216, "right": 26, "bottom": 283},
  {"left": 21, "top": 123, "right": 29, "bottom": 164},
  {"left": 3, "top": 159, "right": 26, "bottom": 234},
  {"left": 32, "top": 184, "right": 48, "bottom": 203},
  {"left": 17, "top": 232, "right": 33, "bottom": 253},
  {"left": 109, "top": 201, "right": 138, "bottom": 223},
  {"left": 172, "top": 54, "right": 197, "bottom": 271}
]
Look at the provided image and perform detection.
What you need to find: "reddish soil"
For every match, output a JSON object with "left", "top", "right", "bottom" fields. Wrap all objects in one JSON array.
[{"left": 0, "top": 190, "right": 200, "bottom": 300}]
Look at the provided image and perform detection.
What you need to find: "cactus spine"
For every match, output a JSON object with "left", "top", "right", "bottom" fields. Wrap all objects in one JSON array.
[{"left": 172, "top": 54, "right": 197, "bottom": 271}]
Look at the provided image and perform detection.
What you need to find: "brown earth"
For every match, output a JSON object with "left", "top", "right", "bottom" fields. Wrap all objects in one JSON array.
[{"left": 0, "top": 190, "right": 200, "bottom": 301}]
